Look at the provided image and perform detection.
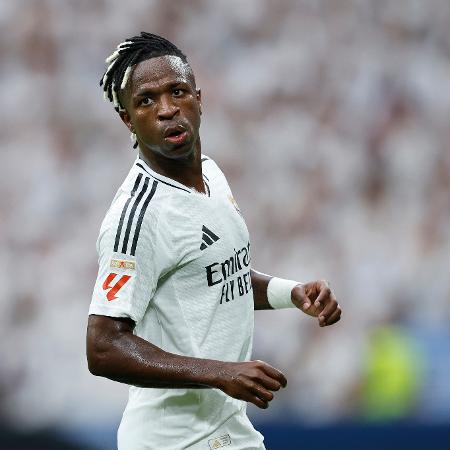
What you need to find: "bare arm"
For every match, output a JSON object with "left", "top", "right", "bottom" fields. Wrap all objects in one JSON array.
[
  {"left": 86, "top": 314, "right": 287, "bottom": 409},
  {"left": 86, "top": 315, "right": 222, "bottom": 388}
]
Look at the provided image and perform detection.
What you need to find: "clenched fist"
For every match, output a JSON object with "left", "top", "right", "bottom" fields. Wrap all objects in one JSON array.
[
  {"left": 215, "top": 360, "right": 287, "bottom": 409},
  {"left": 291, "top": 280, "right": 342, "bottom": 327}
]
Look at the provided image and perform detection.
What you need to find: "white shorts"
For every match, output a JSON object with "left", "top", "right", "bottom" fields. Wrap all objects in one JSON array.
[{"left": 118, "top": 404, "right": 266, "bottom": 450}]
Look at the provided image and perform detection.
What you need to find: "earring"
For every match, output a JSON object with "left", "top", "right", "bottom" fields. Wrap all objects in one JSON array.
[{"left": 130, "top": 131, "right": 138, "bottom": 149}]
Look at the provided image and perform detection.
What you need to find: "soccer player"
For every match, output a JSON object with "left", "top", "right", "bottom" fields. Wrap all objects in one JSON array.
[{"left": 86, "top": 32, "right": 341, "bottom": 450}]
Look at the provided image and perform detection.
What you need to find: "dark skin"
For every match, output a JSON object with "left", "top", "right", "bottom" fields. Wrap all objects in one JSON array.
[
  {"left": 118, "top": 56, "right": 205, "bottom": 193},
  {"left": 87, "top": 55, "right": 341, "bottom": 410}
]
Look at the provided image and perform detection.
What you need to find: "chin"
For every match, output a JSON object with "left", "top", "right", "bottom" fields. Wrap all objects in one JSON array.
[
  {"left": 157, "top": 143, "right": 194, "bottom": 160},
  {"left": 166, "top": 137, "right": 198, "bottom": 159},
  {"left": 170, "top": 145, "right": 196, "bottom": 159}
]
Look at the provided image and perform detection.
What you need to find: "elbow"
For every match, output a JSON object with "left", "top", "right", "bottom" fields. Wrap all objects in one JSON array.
[
  {"left": 86, "top": 326, "right": 112, "bottom": 377},
  {"left": 86, "top": 342, "right": 107, "bottom": 377},
  {"left": 87, "top": 351, "right": 103, "bottom": 376},
  {"left": 86, "top": 314, "right": 135, "bottom": 378},
  {"left": 87, "top": 346, "right": 116, "bottom": 378}
]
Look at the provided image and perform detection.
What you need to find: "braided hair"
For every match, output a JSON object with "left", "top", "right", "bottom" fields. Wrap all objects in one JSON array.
[{"left": 100, "top": 32, "right": 189, "bottom": 114}]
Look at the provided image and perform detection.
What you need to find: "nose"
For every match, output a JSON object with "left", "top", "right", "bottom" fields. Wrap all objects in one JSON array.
[{"left": 157, "top": 94, "right": 179, "bottom": 121}]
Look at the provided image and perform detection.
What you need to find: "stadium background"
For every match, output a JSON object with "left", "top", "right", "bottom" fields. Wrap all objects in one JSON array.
[{"left": 1, "top": 0, "right": 450, "bottom": 448}]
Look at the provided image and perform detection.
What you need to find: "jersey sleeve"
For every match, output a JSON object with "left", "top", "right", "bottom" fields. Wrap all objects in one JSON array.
[{"left": 89, "top": 194, "right": 174, "bottom": 323}]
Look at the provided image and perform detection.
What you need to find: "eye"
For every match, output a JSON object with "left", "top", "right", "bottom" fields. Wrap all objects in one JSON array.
[
  {"left": 140, "top": 97, "right": 152, "bottom": 106},
  {"left": 173, "top": 88, "right": 184, "bottom": 97}
]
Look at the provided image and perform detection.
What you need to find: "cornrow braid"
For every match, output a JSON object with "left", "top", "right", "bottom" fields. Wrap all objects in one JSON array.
[{"left": 100, "top": 32, "right": 188, "bottom": 114}]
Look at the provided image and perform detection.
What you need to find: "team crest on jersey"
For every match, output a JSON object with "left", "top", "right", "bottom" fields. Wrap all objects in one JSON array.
[
  {"left": 208, "top": 433, "right": 231, "bottom": 449},
  {"left": 110, "top": 259, "right": 135, "bottom": 270},
  {"left": 228, "top": 195, "right": 242, "bottom": 215}
]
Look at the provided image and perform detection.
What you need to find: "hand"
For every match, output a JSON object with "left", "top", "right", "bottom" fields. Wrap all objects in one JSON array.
[
  {"left": 215, "top": 360, "right": 287, "bottom": 409},
  {"left": 291, "top": 280, "right": 341, "bottom": 327}
]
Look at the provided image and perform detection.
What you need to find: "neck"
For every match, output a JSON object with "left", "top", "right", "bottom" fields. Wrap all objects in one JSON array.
[{"left": 138, "top": 140, "right": 205, "bottom": 193}]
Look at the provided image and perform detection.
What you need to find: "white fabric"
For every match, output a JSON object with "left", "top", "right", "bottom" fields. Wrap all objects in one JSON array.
[
  {"left": 267, "top": 277, "right": 299, "bottom": 309},
  {"left": 89, "top": 156, "right": 264, "bottom": 450}
]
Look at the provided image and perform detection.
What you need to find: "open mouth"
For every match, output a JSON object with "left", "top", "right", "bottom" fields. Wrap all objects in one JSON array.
[
  {"left": 164, "top": 126, "right": 188, "bottom": 144},
  {"left": 166, "top": 129, "right": 183, "bottom": 138}
]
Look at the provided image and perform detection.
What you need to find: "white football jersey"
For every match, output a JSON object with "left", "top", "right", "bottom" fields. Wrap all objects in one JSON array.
[{"left": 89, "top": 156, "right": 265, "bottom": 450}]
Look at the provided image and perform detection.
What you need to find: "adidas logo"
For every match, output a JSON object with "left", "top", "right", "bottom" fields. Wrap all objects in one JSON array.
[{"left": 200, "top": 225, "right": 220, "bottom": 250}]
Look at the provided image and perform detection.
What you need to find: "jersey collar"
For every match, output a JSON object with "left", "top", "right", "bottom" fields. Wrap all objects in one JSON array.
[{"left": 134, "top": 157, "right": 195, "bottom": 194}]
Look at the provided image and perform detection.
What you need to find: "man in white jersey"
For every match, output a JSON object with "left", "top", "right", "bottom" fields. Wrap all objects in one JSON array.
[{"left": 87, "top": 32, "right": 341, "bottom": 450}]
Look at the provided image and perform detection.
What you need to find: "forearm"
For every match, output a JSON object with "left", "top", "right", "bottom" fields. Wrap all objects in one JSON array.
[
  {"left": 86, "top": 315, "right": 290, "bottom": 409},
  {"left": 87, "top": 315, "right": 223, "bottom": 389},
  {"left": 250, "top": 269, "right": 274, "bottom": 310}
]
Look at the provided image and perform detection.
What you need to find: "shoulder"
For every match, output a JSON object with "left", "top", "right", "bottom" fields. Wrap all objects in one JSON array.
[
  {"left": 98, "top": 165, "right": 173, "bottom": 257},
  {"left": 201, "top": 154, "right": 228, "bottom": 181},
  {"left": 201, "top": 154, "right": 234, "bottom": 196},
  {"left": 201, "top": 154, "right": 217, "bottom": 169},
  {"left": 99, "top": 160, "right": 199, "bottom": 259}
]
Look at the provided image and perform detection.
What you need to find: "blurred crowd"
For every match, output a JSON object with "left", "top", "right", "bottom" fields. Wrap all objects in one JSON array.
[{"left": 1, "top": 0, "right": 450, "bottom": 435}]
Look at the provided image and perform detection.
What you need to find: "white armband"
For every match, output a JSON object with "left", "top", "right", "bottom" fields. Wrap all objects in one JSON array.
[{"left": 267, "top": 277, "right": 300, "bottom": 309}]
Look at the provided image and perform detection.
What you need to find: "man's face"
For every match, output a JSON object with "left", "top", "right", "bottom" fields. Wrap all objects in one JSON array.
[{"left": 120, "top": 55, "right": 202, "bottom": 159}]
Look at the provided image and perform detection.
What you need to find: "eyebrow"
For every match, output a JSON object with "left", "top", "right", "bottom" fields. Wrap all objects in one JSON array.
[{"left": 134, "top": 80, "right": 190, "bottom": 98}]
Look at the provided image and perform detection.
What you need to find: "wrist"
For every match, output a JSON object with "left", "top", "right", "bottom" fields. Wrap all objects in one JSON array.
[
  {"left": 267, "top": 277, "right": 300, "bottom": 309},
  {"left": 201, "top": 359, "right": 228, "bottom": 390}
]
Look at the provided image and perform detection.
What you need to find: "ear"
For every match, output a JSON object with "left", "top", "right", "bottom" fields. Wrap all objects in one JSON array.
[
  {"left": 196, "top": 89, "right": 202, "bottom": 115},
  {"left": 119, "top": 110, "right": 134, "bottom": 132}
]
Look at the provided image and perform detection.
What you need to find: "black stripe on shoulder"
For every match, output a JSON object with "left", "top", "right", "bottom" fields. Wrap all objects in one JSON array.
[
  {"left": 121, "top": 177, "right": 149, "bottom": 254},
  {"left": 136, "top": 162, "right": 191, "bottom": 193},
  {"left": 114, "top": 173, "right": 143, "bottom": 252},
  {"left": 130, "top": 180, "right": 158, "bottom": 256},
  {"left": 201, "top": 157, "right": 209, "bottom": 162}
]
